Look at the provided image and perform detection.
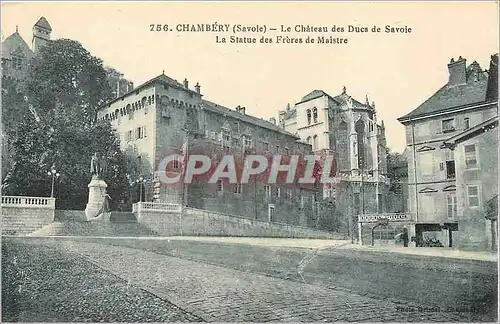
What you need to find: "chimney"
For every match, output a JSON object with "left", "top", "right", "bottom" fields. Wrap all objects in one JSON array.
[
  {"left": 235, "top": 105, "right": 241, "bottom": 112},
  {"left": 183, "top": 78, "right": 189, "bottom": 89},
  {"left": 195, "top": 82, "right": 200, "bottom": 94},
  {"left": 270, "top": 117, "right": 276, "bottom": 125},
  {"left": 448, "top": 56, "right": 467, "bottom": 86},
  {"left": 240, "top": 106, "right": 246, "bottom": 114}
]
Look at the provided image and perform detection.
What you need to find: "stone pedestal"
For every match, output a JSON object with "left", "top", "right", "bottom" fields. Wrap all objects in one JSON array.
[{"left": 85, "top": 177, "right": 108, "bottom": 221}]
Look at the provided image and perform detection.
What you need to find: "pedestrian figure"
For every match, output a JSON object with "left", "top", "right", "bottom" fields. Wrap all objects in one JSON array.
[{"left": 402, "top": 228, "right": 409, "bottom": 247}]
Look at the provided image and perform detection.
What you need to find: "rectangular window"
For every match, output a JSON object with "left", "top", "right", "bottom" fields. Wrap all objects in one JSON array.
[
  {"left": 467, "top": 185, "right": 480, "bottom": 207},
  {"left": 126, "top": 130, "right": 132, "bottom": 142},
  {"left": 243, "top": 136, "right": 252, "bottom": 149},
  {"left": 263, "top": 142, "right": 269, "bottom": 151},
  {"left": 276, "top": 145, "right": 280, "bottom": 154},
  {"left": 221, "top": 130, "right": 231, "bottom": 150},
  {"left": 211, "top": 131, "right": 217, "bottom": 140},
  {"left": 264, "top": 185, "right": 271, "bottom": 198},
  {"left": 285, "top": 188, "right": 293, "bottom": 199},
  {"left": 276, "top": 187, "right": 280, "bottom": 198},
  {"left": 172, "top": 159, "right": 180, "bottom": 169},
  {"left": 136, "top": 127, "right": 143, "bottom": 139},
  {"left": 441, "top": 118, "right": 455, "bottom": 133},
  {"left": 216, "top": 180, "right": 223, "bottom": 193},
  {"left": 285, "top": 148, "right": 290, "bottom": 156},
  {"left": 464, "top": 144, "right": 478, "bottom": 169},
  {"left": 447, "top": 194, "right": 457, "bottom": 219},
  {"left": 300, "top": 195, "right": 305, "bottom": 209},
  {"left": 234, "top": 183, "right": 242, "bottom": 194},
  {"left": 142, "top": 126, "right": 147, "bottom": 138},
  {"left": 445, "top": 160, "right": 455, "bottom": 179},
  {"left": 464, "top": 118, "right": 470, "bottom": 130},
  {"left": 268, "top": 204, "right": 276, "bottom": 222}
]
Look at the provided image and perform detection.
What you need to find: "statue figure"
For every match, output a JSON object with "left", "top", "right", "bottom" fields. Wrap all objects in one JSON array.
[{"left": 90, "top": 153, "right": 101, "bottom": 179}]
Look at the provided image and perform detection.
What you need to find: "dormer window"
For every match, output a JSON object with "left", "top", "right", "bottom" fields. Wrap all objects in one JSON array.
[
  {"left": 441, "top": 118, "right": 455, "bottom": 133},
  {"left": 464, "top": 118, "right": 470, "bottom": 130},
  {"left": 313, "top": 107, "right": 318, "bottom": 123},
  {"left": 306, "top": 109, "right": 311, "bottom": 125}
]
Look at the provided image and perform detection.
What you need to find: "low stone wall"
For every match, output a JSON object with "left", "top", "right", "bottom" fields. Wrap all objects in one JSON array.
[
  {"left": 134, "top": 203, "right": 343, "bottom": 239},
  {"left": 2, "top": 196, "right": 56, "bottom": 235}
]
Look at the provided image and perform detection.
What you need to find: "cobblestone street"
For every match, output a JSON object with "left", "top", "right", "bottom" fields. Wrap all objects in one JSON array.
[{"left": 3, "top": 238, "right": 496, "bottom": 322}]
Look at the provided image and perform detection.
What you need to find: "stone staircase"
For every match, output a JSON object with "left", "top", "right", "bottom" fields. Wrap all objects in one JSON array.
[{"left": 109, "top": 212, "right": 137, "bottom": 223}]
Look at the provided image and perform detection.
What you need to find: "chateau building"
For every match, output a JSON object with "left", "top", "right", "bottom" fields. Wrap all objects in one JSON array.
[
  {"left": 1, "top": 17, "right": 50, "bottom": 80},
  {"left": 1, "top": 17, "right": 133, "bottom": 93},
  {"left": 277, "top": 88, "right": 390, "bottom": 237},
  {"left": 398, "top": 54, "right": 499, "bottom": 250},
  {"left": 97, "top": 74, "right": 336, "bottom": 228}
]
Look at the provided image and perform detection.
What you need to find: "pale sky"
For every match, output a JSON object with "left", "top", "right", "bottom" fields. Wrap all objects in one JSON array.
[{"left": 2, "top": 1, "right": 499, "bottom": 152}]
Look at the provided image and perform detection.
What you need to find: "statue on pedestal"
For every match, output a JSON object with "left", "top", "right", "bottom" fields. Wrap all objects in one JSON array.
[
  {"left": 90, "top": 153, "right": 107, "bottom": 180},
  {"left": 85, "top": 152, "right": 109, "bottom": 221}
]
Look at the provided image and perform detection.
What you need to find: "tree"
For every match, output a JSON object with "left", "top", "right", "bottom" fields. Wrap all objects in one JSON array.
[
  {"left": 23, "top": 39, "right": 114, "bottom": 126},
  {"left": 386, "top": 148, "right": 407, "bottom": 193},
  {"left": 2, "top": 39, "right": 137, "bottom": 210}
]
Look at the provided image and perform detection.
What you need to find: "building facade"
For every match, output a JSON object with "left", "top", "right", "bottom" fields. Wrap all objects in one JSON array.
[
  {"left": 97, "top": 74, "right": 335, "bottom": 228},
  {"left": 443, "top": 115, "right": 498, "bottom": 250},
  {"left": 277, "top": 88, "right": 390, "bottom": 237},
  {"left": 398, "top": 54, "right": 499, "bottom": 250}
]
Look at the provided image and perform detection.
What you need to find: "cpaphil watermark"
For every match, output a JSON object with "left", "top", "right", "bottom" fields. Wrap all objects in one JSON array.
[{"left": 155, "top": 150, "right": 338, "bottom": 188}]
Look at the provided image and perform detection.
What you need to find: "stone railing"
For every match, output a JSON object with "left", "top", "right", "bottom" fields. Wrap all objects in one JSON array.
[
  {"left": 1, "top": 196, "right": 56, "bottom": 209},
  {"left": 135, "top": 202, "right": 182, "bottom": 213}
]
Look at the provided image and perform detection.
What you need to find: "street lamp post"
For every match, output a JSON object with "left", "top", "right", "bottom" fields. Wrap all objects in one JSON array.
[
  {"left": 47, "top": 164, "right": 60, "bottom": 198},
  {"left": 137, "top": 176, "right": 146, "bottom": 202}
]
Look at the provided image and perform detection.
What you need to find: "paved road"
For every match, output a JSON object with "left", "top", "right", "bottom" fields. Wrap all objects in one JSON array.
[
  {"left": 4, "top": 238, "right": 495, "bottom": 322},
  {"left": 1, "top": 241, "right": 200, "bottom": 322},
  {"left": 51, "top": 235, "right": 496, "bottom": 321},
  {"left": 3, "top": 237, "right": 497, "bottom": 322}
]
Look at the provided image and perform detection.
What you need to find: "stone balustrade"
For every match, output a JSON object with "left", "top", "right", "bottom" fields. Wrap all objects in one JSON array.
[
  {"left": 1, "top": 196, "right": 56, "bottom": 208},
  {"left": 135, "top": 202, "right": 183, "bottom": 213}
]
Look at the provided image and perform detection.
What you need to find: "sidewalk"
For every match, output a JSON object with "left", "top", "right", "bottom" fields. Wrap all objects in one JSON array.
[
  {"left": 343, "top": 243, "right": 499, "bottom": 262},
  {"left": 162, "top": 236, "right": 499, "bottom": 262}
]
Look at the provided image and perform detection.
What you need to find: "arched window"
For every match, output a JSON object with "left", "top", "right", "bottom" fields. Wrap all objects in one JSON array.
[
  {"left": 306, "top": 109, "right": 312, "bottom": 125},
  {"left": 313, "top": 107, "right": 318, "bottom": 123},
  {"left": 313, "top": 135, "right": 318, "bottom": 150},
  {"left": 306, "top": 136, "right": 312, "bottom": 145},
  {"left": 464, "top": 118, "right": 470, "bottom": 129}
]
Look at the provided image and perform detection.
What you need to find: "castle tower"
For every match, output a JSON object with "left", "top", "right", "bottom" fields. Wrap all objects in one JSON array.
[{"left": 32, "top": 17, "right": 52, "bottom": 54}]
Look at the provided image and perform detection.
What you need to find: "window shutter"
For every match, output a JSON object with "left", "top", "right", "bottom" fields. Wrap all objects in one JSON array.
[{"left": 439, "top": 162, "right": 444, "bottom": 171}]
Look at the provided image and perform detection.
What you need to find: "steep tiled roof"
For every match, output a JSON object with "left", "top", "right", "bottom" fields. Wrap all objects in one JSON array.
[
  {"left": 202, "top": 100, "right": 299, "bottom": 139},
  {"left": 34, "top": 17, "right": 52, "bottom": 31},
  {"left": 1, "top": 31, "right": 33, "bottom": 59},
  {"left": 300, "top": 90, "right": 328, "bottom": 102},
  {"left": 399, "top": 61, "right": 488, "bottom": 121},
  {"left": 105, "top": 73, "right": 194, "bottom": 106}
]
